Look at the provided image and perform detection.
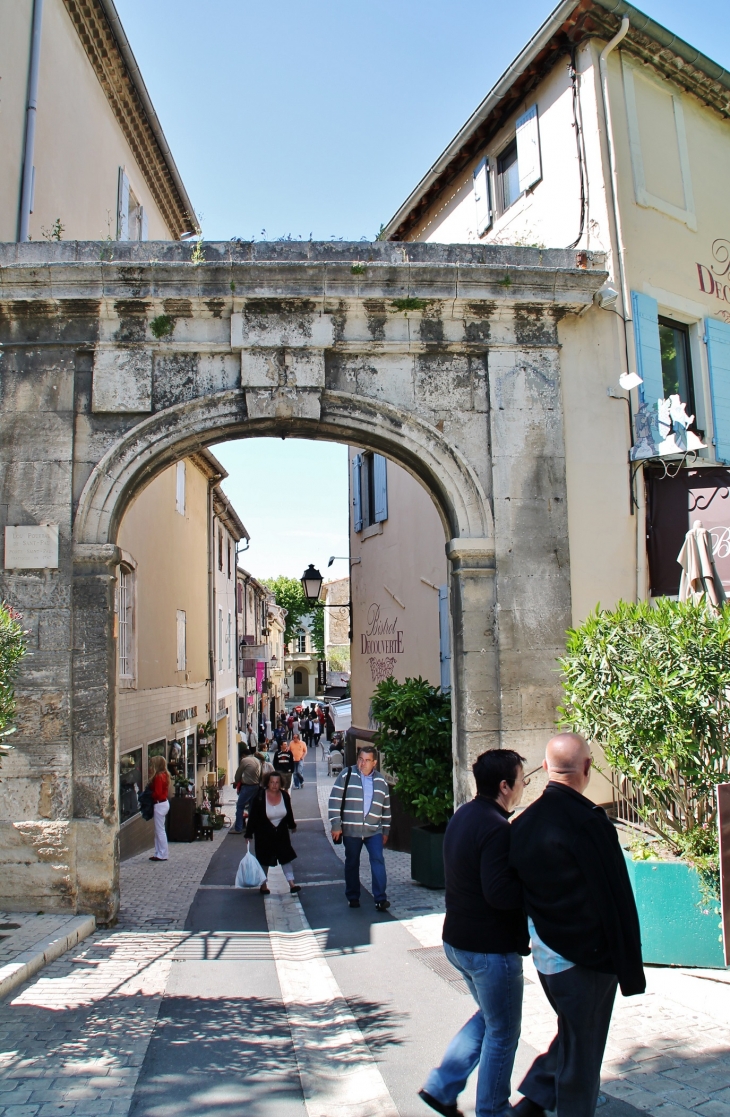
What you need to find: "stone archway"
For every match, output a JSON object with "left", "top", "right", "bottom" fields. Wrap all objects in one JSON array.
[{"left": 0, "top": 239, "right": 604, "bottom": 918}]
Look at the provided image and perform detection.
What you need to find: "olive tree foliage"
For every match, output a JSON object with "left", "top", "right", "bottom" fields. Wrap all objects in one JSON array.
[
  {"left": 371, "top": 676, "right": 453, "bottom": 827},
  {"left": 559, "top": 599, "right": 730, "bottom": 881},
  {"left": 0, "top": 603, "right": 27, "bottom": 762}
]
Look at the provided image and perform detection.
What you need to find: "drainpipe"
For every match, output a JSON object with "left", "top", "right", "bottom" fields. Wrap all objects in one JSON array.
[
  {"left": 599, "top": 17, "right": 645, "bottom": 602},
  {"left": 18, "top": 0, "right": 44, "bottom": 242}
]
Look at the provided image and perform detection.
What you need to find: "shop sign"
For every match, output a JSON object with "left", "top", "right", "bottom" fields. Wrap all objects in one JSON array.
[
  {"left": 359, "top": 603, "right": 404, "bottom": 683},
  {"left": 695, "top": 239, "right": 730, "bottom": 323},
  {"left": 170, "top": 705, "right": 197, "bottom": 725}
]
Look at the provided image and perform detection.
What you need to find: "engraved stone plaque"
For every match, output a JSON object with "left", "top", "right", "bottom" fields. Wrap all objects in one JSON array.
[{"left": 4, "top": 525, "right": 59, "bottom": 569}]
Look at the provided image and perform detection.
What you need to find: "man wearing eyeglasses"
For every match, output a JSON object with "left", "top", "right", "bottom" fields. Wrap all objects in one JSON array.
[
  {"left": 418, "top": 749, "right": 530, "bottom": 1117},
  {"left": 509, "top": 734, "right": 644, "bottom": 1117}
]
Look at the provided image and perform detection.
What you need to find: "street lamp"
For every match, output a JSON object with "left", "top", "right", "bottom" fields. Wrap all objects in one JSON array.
[{"left": 300, "top": 564, "right": 324, "bottom": 602}]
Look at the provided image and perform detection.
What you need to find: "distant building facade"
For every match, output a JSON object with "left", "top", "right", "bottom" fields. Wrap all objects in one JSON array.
[{"left": 212, "top": 490, "right": 248, "bottom": 782}]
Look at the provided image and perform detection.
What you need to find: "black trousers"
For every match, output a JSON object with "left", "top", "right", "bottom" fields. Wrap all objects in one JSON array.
[{"left": 519, "top": 965, "right": 618, "bottom": 1117}]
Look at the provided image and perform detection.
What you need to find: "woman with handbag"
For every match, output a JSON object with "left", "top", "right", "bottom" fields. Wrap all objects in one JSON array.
[
  {"left": 148, "top": 754, "right": 171, "bottom": 862},
  {"left": 244, "top": 771, "right": 301, "bottom": 895}
]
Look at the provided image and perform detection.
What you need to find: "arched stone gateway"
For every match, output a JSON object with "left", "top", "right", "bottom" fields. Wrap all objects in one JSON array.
[{"left": 0, "top": 240, "right": 605, "bottom": 919}]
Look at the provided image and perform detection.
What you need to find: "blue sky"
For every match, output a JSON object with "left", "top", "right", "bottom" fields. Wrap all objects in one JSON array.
[
  {"left": 116, "top": 0, "right": 730, "bottom": 243},
  {"left": 115, "top": 1, "right": 730, "bottom": 579}
]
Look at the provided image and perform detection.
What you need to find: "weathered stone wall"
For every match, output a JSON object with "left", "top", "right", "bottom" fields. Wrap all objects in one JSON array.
[{"left": 0, "top": 240, "right": 605, "bottom": 918}]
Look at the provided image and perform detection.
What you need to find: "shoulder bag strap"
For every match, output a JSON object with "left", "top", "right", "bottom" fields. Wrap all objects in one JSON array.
[{"left": 340, "top": 766, "right": 353, "bottom": 825}]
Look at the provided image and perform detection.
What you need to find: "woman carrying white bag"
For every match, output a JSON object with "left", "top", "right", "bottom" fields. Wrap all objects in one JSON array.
[{"left": 241, "top": 771, "right": 301, "bottom": 894}]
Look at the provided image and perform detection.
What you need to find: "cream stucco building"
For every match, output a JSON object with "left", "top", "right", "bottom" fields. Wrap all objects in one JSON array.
[
  {"left": 377, "top": 0, "right": 730, "bottom": 802},
  {"left": 212, "top": 490, "right": 248, "bottom": 783},
  {"left": 1, "top": 0, "right": 196, "bottom": 243}
]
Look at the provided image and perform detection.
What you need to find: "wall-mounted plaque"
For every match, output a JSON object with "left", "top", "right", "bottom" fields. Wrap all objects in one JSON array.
[{"left": 4, "top": 525, "right": 59, "bottom": 569}]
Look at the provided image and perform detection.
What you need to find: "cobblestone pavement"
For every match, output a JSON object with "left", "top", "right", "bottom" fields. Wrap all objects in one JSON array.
[
  {"left": 0, "top": 913, "right": 93, "bottom": 967},
  {"left": 0, "top": 772, "right": 728, "bottom": 1116}
]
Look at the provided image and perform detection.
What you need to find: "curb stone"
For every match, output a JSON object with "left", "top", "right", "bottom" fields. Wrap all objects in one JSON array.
[{"left": 0, "top": 914, "right": 96, "bottom": 1000}]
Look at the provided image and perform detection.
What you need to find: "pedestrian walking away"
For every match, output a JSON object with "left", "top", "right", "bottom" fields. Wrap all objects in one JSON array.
[
  {"left": 328, "top": 745, "right": 391, "bottom": 911},
  {"left": 244, "top": 771, "right": 301, "bottom": 893},
  {"left": 509, "top": 734, "right": 645, "bottom": 1117},
  {"left": 148, "top": 754, "right": 171, "bottom": 862},
  {"left": 289, "top": 731, "right": 308, "bottom": 789},
  {"left": 420, "top": 749, "right": 529, "bottom": 1117},
  {"left": 232, "top": 752, "right": 263, "bottom": 833}
]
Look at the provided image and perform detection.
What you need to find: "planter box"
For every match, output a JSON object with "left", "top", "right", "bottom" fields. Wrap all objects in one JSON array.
[
  {"left": 623, "top": 851, "right": 724, "bottom": 969},
  {"left": 411, "top": 825, "right": 445, "bottom": 889}
]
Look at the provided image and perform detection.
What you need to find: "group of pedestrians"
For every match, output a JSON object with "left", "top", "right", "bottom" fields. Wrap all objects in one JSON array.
[{"left": 419, "top": 733, "right": 644, "bottom": 1117}]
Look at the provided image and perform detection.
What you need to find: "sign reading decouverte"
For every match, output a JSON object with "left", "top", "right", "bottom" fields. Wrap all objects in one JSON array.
[
  {"left": 359, "top": 603, "right": 404, "bottom": 684},
  {"left": 696, "top": 238, "right": 730, "bottom": 323},
  {"left": 4, "top": 525, "right": 59, "bottom": 569}
]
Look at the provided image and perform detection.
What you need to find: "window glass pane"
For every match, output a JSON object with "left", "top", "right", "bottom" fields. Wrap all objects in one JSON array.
[
  {"left": 169, "top": 740, "right": 183, "bottom": 779},
  {"left": 659, "top": 319, "right": 692, "bottom": 408},
  {"left": 148, "top": 739, "right": 167, "bottom": 760},
  {"left": 119, "top": 570, "right": 131, "bottom": 677},
  {"left": 498, "top": 140, "right": 520, "bottom": 211},
  {"left": 119, "top": 747, "right": 143, "bottom": 823},
  {"left": 186, "top": 733, "right": 195, "bottom": 782}
]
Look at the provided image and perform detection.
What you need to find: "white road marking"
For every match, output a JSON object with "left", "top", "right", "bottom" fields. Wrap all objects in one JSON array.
[{"left": 264, "top": 865, "right": 399, "bottom": 1117}]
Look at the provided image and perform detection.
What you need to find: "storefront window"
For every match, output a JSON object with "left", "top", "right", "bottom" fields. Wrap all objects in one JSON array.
[
  {"left": 168, "top": 740, "right": 184, "bottom": 779},
  {"left": 119, "top": 747, "right": 143, "bottom": 824},
  {"left": 186, "top": 733, "right": 195, "bottom": 782},
  {"left": 659, "top": 317, "right": 694, "bottom": 416}
]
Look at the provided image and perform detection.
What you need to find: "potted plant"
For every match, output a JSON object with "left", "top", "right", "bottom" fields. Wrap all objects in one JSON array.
[
  {"left": 559, "top": 599, "right": 729, "bottom": 967},
  {"left": 372, "top": 676, "right": 453, "bottom": 888}
]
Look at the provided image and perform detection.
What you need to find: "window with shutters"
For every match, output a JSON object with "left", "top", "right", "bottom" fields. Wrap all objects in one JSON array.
[
  {"left": 118, "top": 567, "right": 135, "bottom": 681},
  {"left": 218, "top": 528, "right": 223, "bottom": 571},
  {"left": 497, "top": 140, "right": 520, "bottom": 213},
  {"left": 297, "top": 632, "right": 307, "bottom": 654},
  {"left": 117, "top": 168, "right": 148, "bottom": 241},
  {"left": 353, "top": 452, "right": 388, "bottom": 531},
  {"left": 176, "top": 609, "right": 186, "bottom": 672},
  {"left": 175, "top": 461, "right": 186, "bottom": 515},
  {"left": 218, "top": 608, "right": 223, "bottom": 671},
  {"left": 227, "top": 540, "right": 232, "bottom": 580},
  {"left": 227, "top": 611, "right": 232, "bottom": 670},
  {"left": 495, "top": 105, "right": 542, "bottom": 217}
]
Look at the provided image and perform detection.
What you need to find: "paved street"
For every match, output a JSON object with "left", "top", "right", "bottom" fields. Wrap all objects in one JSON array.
[{"left": 0, "top": 757, "right": 728, "bottom": 1117}]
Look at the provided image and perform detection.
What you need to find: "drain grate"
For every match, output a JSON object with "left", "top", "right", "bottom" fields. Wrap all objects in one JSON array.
[{"left": 409, "top": 946, "right": 469, "bottom": 994}]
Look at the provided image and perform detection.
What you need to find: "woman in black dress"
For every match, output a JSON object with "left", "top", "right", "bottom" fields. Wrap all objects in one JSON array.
[{"left": 244, "top": 771, "right": 301, "bottom": 895}]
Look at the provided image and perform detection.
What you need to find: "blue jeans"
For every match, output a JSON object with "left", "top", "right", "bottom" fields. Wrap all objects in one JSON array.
[
  {"left": 343, "top": 833, "right": 387, "bottom": 904},
  {"left": 423, "top": 946, "right": 523, "bottom": 1117},
  {"left": 292, "top": 760, "right": 304, "bottom": 788},
  {"left": 233, "top": 784, "right": 259, "bottom": 832}
]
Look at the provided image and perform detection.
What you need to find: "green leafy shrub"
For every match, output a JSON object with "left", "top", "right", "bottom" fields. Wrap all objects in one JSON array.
[
  {"left": 0, "top": 603, "right": 27, "bottom": 761},
  {"left": 371, "top": 676, "right": 453, "bottom": 827},
  {"left": 559, "top": 599, "right": 730, "bottom": 893}
]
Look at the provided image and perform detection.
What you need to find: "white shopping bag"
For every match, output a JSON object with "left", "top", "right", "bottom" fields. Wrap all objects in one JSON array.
[{"left": 235, "top": 844, "right": 266, "bottom": 888}]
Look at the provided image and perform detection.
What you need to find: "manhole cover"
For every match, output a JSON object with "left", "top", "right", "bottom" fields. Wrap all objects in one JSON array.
[
  {"left": 0, "top": 923, "right": 21, "bottom": 931},
  {"left": 409, "top": 946, "right": 469, "bottom": 994}
]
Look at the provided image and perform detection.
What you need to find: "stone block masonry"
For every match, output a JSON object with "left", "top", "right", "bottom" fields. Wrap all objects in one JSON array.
[{"left": 0, "top": 240, "right": 606, "bottom": 918}]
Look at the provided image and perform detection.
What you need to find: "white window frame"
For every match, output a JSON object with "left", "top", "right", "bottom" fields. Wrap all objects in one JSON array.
[
  {"left": 622, "top": 58, "right": 696, "bottom": 231},
  {"left": 117, "top": 553, "right": 137, "bottom": 688},
  {"left": 175, "top": 461, "right": 186, "bottom": 515},
  {"left": 176, "top": 609, "right": 187, "bottom": 672}
]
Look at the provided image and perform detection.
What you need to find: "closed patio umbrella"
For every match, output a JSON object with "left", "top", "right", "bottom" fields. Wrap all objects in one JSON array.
[{"left": 677, "top": 519, "right": 726, "bottom": 612}]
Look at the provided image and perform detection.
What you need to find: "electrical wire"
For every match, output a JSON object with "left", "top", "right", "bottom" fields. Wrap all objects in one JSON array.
[{"left": 566, "top": 47, "right": 587, "bottom": 250}]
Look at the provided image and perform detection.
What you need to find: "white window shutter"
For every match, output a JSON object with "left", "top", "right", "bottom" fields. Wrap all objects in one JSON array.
[
  {"left": 473, "top": 157, "right": 492, "bottom": 236},
  {"left": 117, "top": 168, "right": 130, "bottom": 240},
  {"left": 438, "top": 585, "right": 451, "bottom": 692},
  {"left": 176, "top": 609, "right": 186, "bottom": 671},
  {"left": 631, "top": 291, "right": 664, "bottom": 405},
  {"left": 352, "top": 454, "right": 363, "bottom": 532},
  {"left": 516, "top": 105, "right": 542, "bottom": 193},
  {"left": 706, "top": 318, "right": 730, "bottom": 463},
  {"left": 175, "top": 461, "right": 186, "bottom": 515},
  {"left": 373, "top": 454, "right": 388, "bottom": 523},
  {"left": 140, "top": 206, "right": 148, "bottom": 241}
]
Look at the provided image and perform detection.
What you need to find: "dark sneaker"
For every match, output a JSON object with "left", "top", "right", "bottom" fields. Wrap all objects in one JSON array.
[
  {"left": 348, "top": 899, "right": 360, "bottom": 908},
  {"left": 418, "top": 1089, "right": 464, "bottom": 1117},
  {"left": 511, "top": 1099, "right": 546, "bottom": 1117},
  {"left": 375, "top": 900, "right": 391, "bottom": 911}
]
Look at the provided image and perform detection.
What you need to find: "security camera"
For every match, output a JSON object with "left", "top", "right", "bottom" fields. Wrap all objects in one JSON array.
[{"left": 594, "top": 285, "right": 619, "bottom": 309}]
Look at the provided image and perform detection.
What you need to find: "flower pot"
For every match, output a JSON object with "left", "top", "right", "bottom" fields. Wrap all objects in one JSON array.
[
  {"left": 623, "top": 851, "right": 724, "bottom": 968},
  {"left": 411, "top": 824, "right": 446, "bottom": 889}
]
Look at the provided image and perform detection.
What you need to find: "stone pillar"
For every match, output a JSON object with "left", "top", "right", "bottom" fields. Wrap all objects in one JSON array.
[
  {"left": 72, "top": 544, "right": 120, "bottom": 922},
  {"left": 446, "top": 538, "right": 500, "bottom": 806}
]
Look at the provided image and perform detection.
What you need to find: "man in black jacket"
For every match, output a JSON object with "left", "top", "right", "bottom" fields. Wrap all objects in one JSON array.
[
  {"left": 419, "top": 750, "right": 529, "bottom": 1117},
  {"left": 509, "top": 734, "right": 645, "bottom": 1117}
]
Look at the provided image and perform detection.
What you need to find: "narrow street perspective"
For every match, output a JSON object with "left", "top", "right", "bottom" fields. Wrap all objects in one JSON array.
[{"left": 2, "top": 0, "right": 730, "bottom": 1115}]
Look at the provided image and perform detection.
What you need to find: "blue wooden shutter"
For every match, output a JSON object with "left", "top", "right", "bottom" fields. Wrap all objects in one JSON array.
[
  {"left": 373, "top": 454, "right": 388, "bottom": 523},
  {"left": 352, "top": 454, "right": 363, "bottom": 532},
  {"left": 473, "top": 157, "right": 492, "bottom": 236},
  {"left": 516, "top": 105, "right": 542, "bottom": 193},
  {"left": 706, "top": 318, "right": 730, "bottom": 463},
  {"left": 631, "top": 291, "right": 664, "bottom": 405},
  {"left": 438, "top": 585, "right": 451, "bottom": 692},
  {"left": 117, "top": 168, "right": 130, "bottom": 240}
]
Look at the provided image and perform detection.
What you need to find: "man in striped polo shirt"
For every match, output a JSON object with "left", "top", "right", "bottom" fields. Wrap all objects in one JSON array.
[{"left": 329, "top": 745, "right": 391, "bottom": 911}]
